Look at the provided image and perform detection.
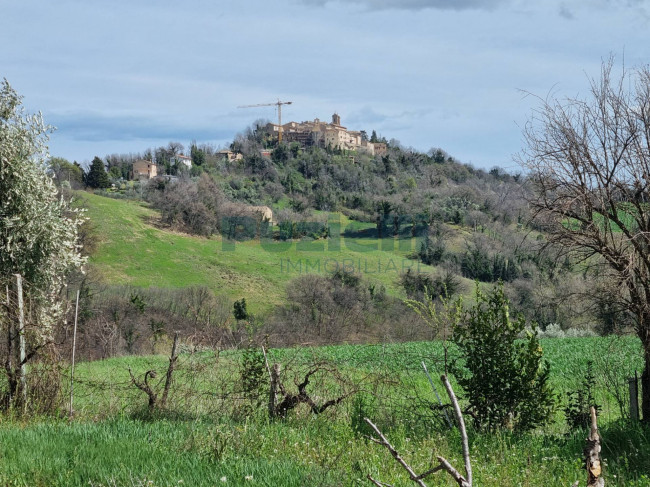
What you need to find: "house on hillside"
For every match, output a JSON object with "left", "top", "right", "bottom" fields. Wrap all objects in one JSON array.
[
  {"left": 217, "top": 150, "right": 243, "bottom": 162},
  {"left": 131, "top": 159, "right": 158, "bottom": 180},
  {"left": 171, "top": 154, "right": 192, "bottom": 168},
  {"left": 372, "top": 142, "right": 387, "bottom": 156},
  {"left": 249, "top": 205, "right": 273, "bottom": 224}
]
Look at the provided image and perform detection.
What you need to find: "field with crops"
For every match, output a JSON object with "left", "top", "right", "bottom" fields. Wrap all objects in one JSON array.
[{"left": 1, "top": 337, "right": 649, "bottom": 486}]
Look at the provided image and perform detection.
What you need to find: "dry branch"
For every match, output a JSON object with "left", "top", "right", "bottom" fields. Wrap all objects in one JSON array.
[
  {"left": 160, "top": 331, "right": 179, "bottom": 408},
  {"left": 571, "top": 407, "right": 604, "bottom": 487},
  {"left": 128, "top": 332, "right": 180, "bottom": 411},
  {"left": 442, "top": 374, "right": 471, "bottom": 486},
  {"left": 365, "top": 374, "right": 471, "bottom": 487},
  {"left": 364, "top": 418, "right": 432, "bottom": 487},
  {"left": 128, "top": 368, "right": 158, "bottom": 410},
  {"left": 268, "top": 362, "right": 351, "bottom": 418}
]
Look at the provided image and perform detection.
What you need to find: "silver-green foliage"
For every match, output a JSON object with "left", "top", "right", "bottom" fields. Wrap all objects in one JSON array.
[{"left": 0, "top": 79, "right": 85, "bottom": 337}]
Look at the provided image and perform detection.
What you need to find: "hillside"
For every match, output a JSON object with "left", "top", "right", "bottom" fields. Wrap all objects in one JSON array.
[
  {"left": 79, "top": 127, "right": 607, "bottom": 340},
  {"left": 80, "top": 191, "right": 454, "bottom": 315}
]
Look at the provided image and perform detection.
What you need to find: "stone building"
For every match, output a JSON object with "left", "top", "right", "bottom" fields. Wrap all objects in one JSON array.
[
  {"left": 131, "top": 159, "right": 158, "bottom": 179},
  {"left": 266, "top": 113, "right": 383, "bottom": 156},
  {"left": 217, "top": 150, "right": 243, "bottom": 162}
]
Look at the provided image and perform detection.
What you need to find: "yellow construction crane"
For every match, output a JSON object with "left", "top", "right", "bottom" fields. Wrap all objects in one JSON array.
[{"left": 237, "top": 99, "right": 293, "bottom": 142}]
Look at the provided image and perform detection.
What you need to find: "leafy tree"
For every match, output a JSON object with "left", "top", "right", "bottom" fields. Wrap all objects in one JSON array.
[
  {"left": 190, "top": 142, "right": 205, "bottom": 166},
  {"left": 272, "top": 143, "right": 289, "bottom": 164},
  {"left": 400, "top": 269, "right": 460, "bottom": 302},
  {"left": 518, "top": 60, "right": 650, "bottom": 421},
  {"left": 108, "top": 166, "right": 121, "bottom": 179},
  {"left": 418, "top": 235, "right": 445, "bottom": 265},
  {"left": 233, "top": 298, "right": 249, "bottom": 321},
  {"left": 0, "top": 79, "right": 85, "bottom": 405},
  {"left": 452, "top": 283, "right": 555, "bottom": 431},
  {"left": 85, "top": 156, "right": 110, "bottom": 188},
  {"left": 48, "top": 157, "right": 83, "bottom": 188}
]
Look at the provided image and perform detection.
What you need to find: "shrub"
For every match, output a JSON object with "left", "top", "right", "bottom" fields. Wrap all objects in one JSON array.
[
  {"left": 400, "top": 269, "right": 461, "bottom": 302},
  {"left": 452, "top": 282, "right": 556, "bottom": 431},
  {"left": 564, "top": 360, "right": 600, "bottom": 431},
  {"left": 233, "top": 298, "right": 249, "bottom": 321},
  {"left": 418, "top": 235, "right": 445, "bottom": 265}
]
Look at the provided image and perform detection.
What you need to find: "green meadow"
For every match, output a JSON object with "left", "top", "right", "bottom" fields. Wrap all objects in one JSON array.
[
  {"left": 2, "top": 193, "right": 633, "bottom": 486},
  {"left": 1, "top": 337, "right": 649, "bottom": 486},
  {"left": 78, "top": 192, "right": 454, "bottom": 314}
]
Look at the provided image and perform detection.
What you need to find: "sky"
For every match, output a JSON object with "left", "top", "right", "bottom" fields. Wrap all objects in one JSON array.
[{"left": 1, "top": 0, "right": 649, "bottom": 170}]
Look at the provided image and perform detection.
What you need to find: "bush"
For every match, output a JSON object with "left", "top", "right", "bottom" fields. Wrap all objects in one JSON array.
[
  {"left": 452, "top": 282, "right": 556, "bottom": 431},
  {"left": 535, "top": 323, "right": 596, "bottom": 338},
  {"left": 418, "top": 235, "right": 445, "bottom": 265},
  {"left": 233, "top": 298, "right": 249, "bottom": 321},
  {"left": 400, "top": 269, "right": 461, "bottom": 302},
  {"left": 564, "top": 360, "right": 600, "bottom": 431}
]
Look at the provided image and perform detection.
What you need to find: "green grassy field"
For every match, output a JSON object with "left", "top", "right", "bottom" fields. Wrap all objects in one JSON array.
[
  {"left": 78, "top": 192, "right": 461, "bottom": 314},
  {"left": 31, "top": 193, "right": 646, "bottom": 486},
  {"left": 1, "top": 337, "right": 648, "bottom": 487}
]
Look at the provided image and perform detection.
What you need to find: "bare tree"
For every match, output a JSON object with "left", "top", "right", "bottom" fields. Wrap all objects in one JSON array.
[
  {"left": 128, "top": 332, "right": 179, "bottom": 411},
  {"left": 518, "top": 59, "right": 650, "bottom": 421}
]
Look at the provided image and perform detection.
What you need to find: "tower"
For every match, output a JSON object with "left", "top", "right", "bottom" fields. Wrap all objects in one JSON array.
[{"left": 332, "top": 113, "right": 341, "bottom": 126}]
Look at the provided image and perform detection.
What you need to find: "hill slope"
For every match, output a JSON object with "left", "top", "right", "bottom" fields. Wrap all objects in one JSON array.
[{"left": 80, "top": 192, "right": 450, "bottom": 314}]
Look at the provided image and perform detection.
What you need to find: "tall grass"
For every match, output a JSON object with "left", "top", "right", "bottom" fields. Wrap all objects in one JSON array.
[{"left": 1, "top": 337, "right": 648, "bottom": 486}]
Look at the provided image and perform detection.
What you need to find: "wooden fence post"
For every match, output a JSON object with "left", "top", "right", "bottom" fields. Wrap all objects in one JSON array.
[
  {"left": 69, "top": 289, "right": 80, "bottom": 417},
  {"left": 15, "top": 274, "right": 26, "bottom": 411},
  {"left": 4, "top": 284, "right": 12, "bottom": 407},
  {"left": 269, "top": 363, "right": 280, "bottom": 419}
]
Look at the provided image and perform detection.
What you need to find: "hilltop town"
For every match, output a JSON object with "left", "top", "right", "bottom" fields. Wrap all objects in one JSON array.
[
  {"left": 129, "top": 113, "right": 386, "bottom": 180},
  {"left": 266, "top": 113, "right": 387, "bottom": 156}
]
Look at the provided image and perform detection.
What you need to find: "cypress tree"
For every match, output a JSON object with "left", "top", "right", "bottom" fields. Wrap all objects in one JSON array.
[{"left": 85, "top": 156, "right": 110, "bottom": 188}]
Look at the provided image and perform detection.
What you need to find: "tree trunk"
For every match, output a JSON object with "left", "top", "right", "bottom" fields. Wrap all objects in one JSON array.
[{"left": 642, "top": 346, "right": 650, "bottom": 423}]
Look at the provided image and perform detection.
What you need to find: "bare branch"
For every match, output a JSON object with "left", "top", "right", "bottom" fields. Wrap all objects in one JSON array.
[
  {"left": 365, "top": 375, "right": 471, "bottom": 487},
  {"left": 364, "top": 418, "right": 429, "bottom": 487},
  {"left": 160, "top": 331, "right": 179, "bottom": 408},
  {"left": 367, "top": 475, "right": 393, "bottom": 487},
  {"left": 441, "top": 374, "right": 472, "bottom": 485}
]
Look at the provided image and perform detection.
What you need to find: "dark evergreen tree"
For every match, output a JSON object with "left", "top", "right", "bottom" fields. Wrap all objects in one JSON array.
[
  {"left": 85, "top": 156, "right": 110, "bottom": 189},
  {"left": 190, "top": 143, "right": 205, "bottom": 166},
  {"left": 233, "top": 298, "right": 249, "bottom": 321}
]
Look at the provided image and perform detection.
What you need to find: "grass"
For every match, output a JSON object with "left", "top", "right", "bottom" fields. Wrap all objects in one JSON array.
[
  {"left": 0, "top": 419, "right": 335, "bottom": 487},
  {"left": 26, "top": 193, "right": 645, "bottom": 485},
  {"left": 78, "top": 192, "right": 462, "bottom": 314},
  {"left": 2, "top": 337, "right": 649, "bottom": 486}
]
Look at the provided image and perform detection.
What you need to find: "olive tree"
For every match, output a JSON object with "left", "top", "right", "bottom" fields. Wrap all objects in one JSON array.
[
  {"left": 0, "top": 79, "right": 85, "bottom": 408},
  {"left": 518, "top": 60, "right": 650, "bottom": 421}
]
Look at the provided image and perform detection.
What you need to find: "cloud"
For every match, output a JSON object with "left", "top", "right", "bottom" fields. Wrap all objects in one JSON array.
[
  {"left": 554, "top": 0, "right": 650, "bottom": 20},
  {"left": 48, "top": 111, "right": 232, "bottom": 143},
  {"left": 345, "top": 106, "right": 390, "bottom": 126},
  {"left": 558, "top": 3, "right": 575, "bottom": 19},
  {"left": 296, "top": 0, "right": 508, "bottom": 11}
]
